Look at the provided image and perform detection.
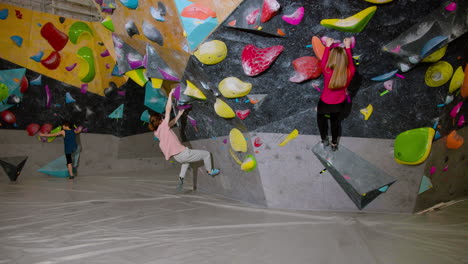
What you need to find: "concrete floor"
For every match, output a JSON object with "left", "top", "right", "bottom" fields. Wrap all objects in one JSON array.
[{"left": 1, "top": 168, "right": 468, "bottom": 264}]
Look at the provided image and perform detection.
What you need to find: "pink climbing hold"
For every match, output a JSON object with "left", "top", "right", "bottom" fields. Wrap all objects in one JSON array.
[
  {"left": 173, "top": 85, "right": 181, "bottom": 100},
  {"left": 445, "top": 2, "right": 457, "bottom": 12},
  {"left": 450, "top": 101, "right": 463, "bottom": 118},
  {"left": 241, "top": 44, "right": 284, "bottom": 76},
  {"left": 81, "top": 83, "right": 88, "bottom": 94},
  {"left": 390, "top": 45, "right": 401, "bottom": 53},
  {"left": 223, "top": 138, "right": 228, "bottom": 144},
  {"left": 430, "top": 166, "right": 436, "bottom": 175},
  {"left": 384, "top": 80, "right": 393, "bottom": 91},
  {"left": 442, "top": 165, "right": 449, "bottom": 172},
  {"left": 289, "top": 56, "right": 322, "bottom": 83},
  {"left": 457, "top": 115, "right": 465, "bottom": 127},
  {"left": 282, "top": 7, "right": 304, "bottom": 25},
  {"left": 40, "top": 22, "right": 69, "bottom": 51},
  {"left": 236, "top": 109, "right": 251, "bottom": 120},
  {"left": 260, "top": 0, "right": 280, "bottom": 23},
  {"left": 246, "top": 8, "right": 260, "bottom": 25}
]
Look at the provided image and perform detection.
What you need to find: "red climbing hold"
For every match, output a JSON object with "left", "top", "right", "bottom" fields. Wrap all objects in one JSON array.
[
  {"left": 40, "top": 22, "right": 69, "bottom": 51},
  {"left": 15, "top": 10, "right": 22, "bottom": 19},
  {"left": 242, "top": 44, "right": 284, "bottom": 76},
  {"left": 228, "top": 20, "right": 236, "bottom": 26},
  {"left": 20, "top": 76, "right": 28, "bottom": 93},
  {"left": 1, "top": 110, "right": 16, "bottom": 124},
  {"left": 254, "top": 137, "right": 263, "bottom": 147},
  {"left": 236, "top": 109, "right": 251, "bottom": 120},
  {"left": 26, "top": 123, "right": 40, "bottom": 136},
  {"left": 289, "top": 56, "right": 322, "bottom": 83},
  {"left": 260, "top": 0, "right": 280, "bottom": 23},
  {"left": 41, "top": 51, "right": 61, "bottom": 70}
]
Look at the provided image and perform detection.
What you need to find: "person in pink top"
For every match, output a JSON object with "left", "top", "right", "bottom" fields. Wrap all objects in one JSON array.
[
  {"left": 317, "top": 37, "right": 356, "bottom": 151},
  {"left": 148, "top": 89, "right": 220, "bottom": 191}
]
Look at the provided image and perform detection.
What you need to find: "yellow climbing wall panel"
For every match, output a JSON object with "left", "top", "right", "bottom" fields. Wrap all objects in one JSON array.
[{"left": 0, "top": 3, "right": 126, "bottom": 96}]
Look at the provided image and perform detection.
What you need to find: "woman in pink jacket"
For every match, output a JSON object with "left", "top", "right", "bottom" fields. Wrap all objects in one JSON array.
[{"left": 317, "top": 37, "right": 356, "bottom": 151}]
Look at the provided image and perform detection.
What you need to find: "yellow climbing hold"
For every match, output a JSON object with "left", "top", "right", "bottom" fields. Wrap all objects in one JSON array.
[
  {"left": 151, "top": 78, "right": 163, "bottom": 88},
  {"left": 194, "top": 40, "right": 227, "bottom": 65},
  {"left": 365, "top": 0, "right": 393, "bottom": 3},
  {"left": 421, "top": 45, "right": 447, "bottom": 63},
  {"left": 214, "top": 98, "right": 235, "bottom": 118},
  {"left": 320, "top": 6, "right": 377, "bottom": 33},
  {"left": 425, "top": 61, "right": 453, "bottom": 87},
  {"left": 241, "top": 155, "right": 257, "bottom": 172},
  {"left": 229, "top": 128, "right": 247, "bottom": 152},
  {"left": 184, "top": 80, "right": 206, "bottom": 100},
  {"left": 125, "top": 69, "right": 148, "bottom": 87},
  {"left": 229, "top": 148, "right": 242, "bottom": 165},
  {"left": 279, "top": 129, "right": 299, "bottom": 146},
  {"left": 449, "top": 66, "right": 464, "bottom": 93},
  {"left": 218, "top": 77, "right": 252, "bottom": 98},
  {"left": 360, "top": 104, "right": 373, "bottom": 120}
]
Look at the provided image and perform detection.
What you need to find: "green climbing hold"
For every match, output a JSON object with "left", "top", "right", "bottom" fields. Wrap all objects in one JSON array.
[
  {"left": 68, "top": 22, "right": 94, "bottom": 44},
  {"left": 77, "top": 47, "right": 96, "bottom": 83},
  {"left": 101, "top": 16, "right": 115, "bottom": 32}
]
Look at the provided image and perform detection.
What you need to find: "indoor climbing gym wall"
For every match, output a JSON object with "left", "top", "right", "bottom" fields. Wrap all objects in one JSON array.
[{"left": 0, "top": 0, "right": 467, "bottom": 213}]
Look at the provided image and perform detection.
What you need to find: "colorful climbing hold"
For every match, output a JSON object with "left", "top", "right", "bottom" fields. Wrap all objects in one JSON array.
[
  {"left": 230, "top": 128, "right": 247, "bottom": 152},
  {"left": 446, "top": 130, "right": 464, "bottom": 149},
  {"left": 125, "top": 69, "right": 148, "bottom": 87},
  {"left": 425, "top": 61, "right": 453, "bottom": 87},
  {"left": 289, "top": 56, "right": 322, "bottom": 83},
  {"left": 194, "top": 40, "right": 227, "bottom": 65},
  {"left": 151, "top": 6, "right": 165, "bottom": 22},
  {"left": 119, "top": 0, "right": 138, "bottom": 9},
  {"left": 109, "top": 104, "right": 124, "bottom": 119},
  {"left": 384, "top": 80, "right": 393, "bottom": 91},
  {"left": 236, "top": 109, "right": 251, "bottom": 120},
  {"left": 241, "top": 44, "right": 284, "bottom": 76},
  {"left": 0, "top": 9, "right": 8, "bottom": 20},
  {"left": 445, "top": 2, "right": 457, "bottom": 11},
  {"left": 246, "top": 8, "right": 260, "bottom": 25},
  {"left": 68, "top": 22, "right": 94, "bottom": 44},
  {"left": 214, "top": 99, "right": 235, "bottom": 119},
  {"left": 181, "top": 3, "right": 216, "bottom": 20},
  {"left": 218, "top": 77, "right": 252, "bottom": 98},
  {"left": 77, "top": 47, "right": 96, "bottom": 83},
  {"left": 360, "top": 104, "right": 373, "bottom": 120},
  {"left": 420, "top": 36, "right": 448, "bottom": 58},
  {"left": 450, "top": 101, "right": 463, "bottom": 118},
  {"left": 371, "top": 70, "right": 398, "bottom": 81},
  {"left": 41, "top": 51, "right": 61, "bottom": 70},
  {"left": 65, "top": 63, "right": 77, "bottom": 71},
  {"left": 26, "top": 123, "right": 40, "bottom": 136},
  {"left": 282, "top": 7, "right": 304, "bottom": 25},
  {"left": 30, "top": 51, "right": 44, "bottom": 62},
  {"left": 320, "top": 6, "right": 377, "bottom": 33},
  {"left": 184, "top": 80, "right": 206, "bottom": 100},
  {"left": 65, "top": 92, "right": 76, "bottom": 104},
  {"left": 10, "top": 36, "right": 23, "bottom": 47},
  {"left": 311, "top": 36, "right": 325, "bottom": 60},
  {"left": 421, "top": 46, "right": 447, "bottom": 63},
  {"left": 457, "top": 115, "right": 465, "bottom": 127},
  {"left": 1, "top": 110, "right": 16, "bottom": 124},
  {"left": 278, "top": 129, "right": 299, "bottom": 146},
  {"left": 241, "top": 155, "right": 257, "bottom": 172},
  {"left": 102, "top": 16, "right": 115, "bottom": 32},
  {"left": 449, "top": 66, "right": 464, "bottom": 93},
  {"left": 254, "top": 137, "right": 263, "bottom": 147},
  {"left": 261, "top": 0, "right": 280, "bottom": 23},
  {"left": 40, "top": 22, "right": 69, "bottom": 51},
  {"left": 462, "top": 63, "right": 468, "bottom": 98}
]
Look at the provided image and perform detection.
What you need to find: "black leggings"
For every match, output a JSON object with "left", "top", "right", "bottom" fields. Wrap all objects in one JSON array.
[
  {"left": 317, "top": 100, "right": 344, "bottom": 144},
  {"left": 66, "top": 154, "right": 72, "bottom": 165}
]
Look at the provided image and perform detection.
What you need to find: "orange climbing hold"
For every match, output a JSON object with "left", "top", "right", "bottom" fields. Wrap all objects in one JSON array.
[
  {"left": 181, "top": 3, "right": 216, "bottom": 20},
  {"left": 446, "top": 130, "right": 464, "bottom": 149},
  {"left": 277, "top": 28, "right": 285, "bottom": 36},
  {"left": 228, "top": 20, "right": 236, "bottom": 26}
]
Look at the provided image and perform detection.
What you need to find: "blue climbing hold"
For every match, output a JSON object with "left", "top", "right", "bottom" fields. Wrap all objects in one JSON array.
[
  {"left": 30, "top": 75, "right": 42, "bottom": 85},
  {"left": 38, "top": 149, "right": 80, "bottom": 178},
  {"left": 119, "top": 0, "right": 138, "bottom": 9},
  {"left": 0, "top": 9, "right": 8, "bottom": 20},
  {"left": 371, "top": 69, "right": 399, "bottom": 81},
  {"left": 420, "top": 36, "right": 448, "bottom": 58},
  {"left": 109, "top": 104, "right": 124, "bottom": 119},
  {"left": 11, "top": 36, "right": 23, "bottom": 47},
  {"left": 140, "top": 109, "right": 150, "bottom": 123},
  {"left": 30, "top": 51, "right": 44, "bottom": 62},
  {"left": 65, "top": 92, "right": 76, "bottom": 104},
  {"left": 111, "top": 64, "right": 123, "bottom": 76},
  {"left": 418, "top": 175, "right": 432, "bottom": 194}
]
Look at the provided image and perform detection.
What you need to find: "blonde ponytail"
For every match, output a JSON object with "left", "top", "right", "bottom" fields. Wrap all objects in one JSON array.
[{"left": 326, "top": 47, "right": 349, "bottom": 89}]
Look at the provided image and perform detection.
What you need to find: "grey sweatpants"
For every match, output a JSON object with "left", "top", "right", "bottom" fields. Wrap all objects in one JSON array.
[{"left": 173, "top": 148, "right": 212, "bottom": 178}]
